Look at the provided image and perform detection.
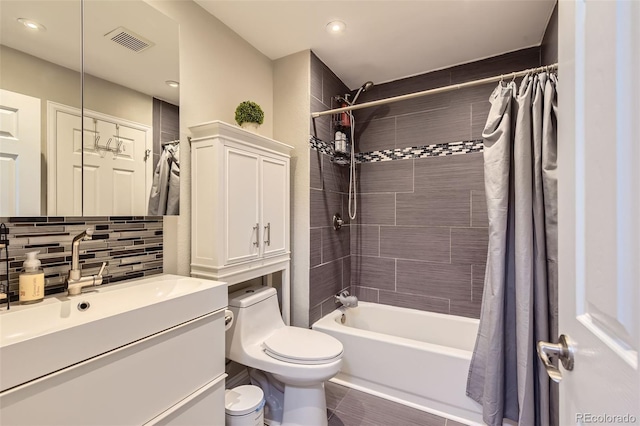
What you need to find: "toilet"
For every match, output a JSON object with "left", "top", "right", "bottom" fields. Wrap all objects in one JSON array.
[{"left": 226, "top": 285, "right": 343, "bottom": 426}]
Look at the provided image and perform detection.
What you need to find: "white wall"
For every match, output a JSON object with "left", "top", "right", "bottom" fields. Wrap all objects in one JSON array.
[
  {"left": 273, "top": 51, "right": 311, "bottom": 327},
  {"left": 146, "top": 0, "right": 274, "bottom": 275}
]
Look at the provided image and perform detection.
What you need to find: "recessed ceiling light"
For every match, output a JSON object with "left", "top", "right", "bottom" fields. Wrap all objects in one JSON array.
[
  {"left": 166, "top": 80, "right": 179, "bottom": 88},
  {"left": 17, "top": 18, "right": 46, "bottom": 32},
  {"left": 326, "top": 20, "right": 346, "bottom": 34}
]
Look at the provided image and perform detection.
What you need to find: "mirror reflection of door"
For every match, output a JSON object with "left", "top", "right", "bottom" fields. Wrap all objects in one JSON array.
[
  {"left": 81, "top": 115, "right": 150, "bottom": 216},
  {"left": 0, "top": 89, "right": 41, "bottom": 216},
  {"left": 49, "top": 102, "right": 151, "bottom": 216}
]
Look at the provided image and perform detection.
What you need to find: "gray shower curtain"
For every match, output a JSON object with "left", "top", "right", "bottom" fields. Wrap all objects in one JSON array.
[{"left": 466, "top": 72, "right": 558, "bottom": 426}]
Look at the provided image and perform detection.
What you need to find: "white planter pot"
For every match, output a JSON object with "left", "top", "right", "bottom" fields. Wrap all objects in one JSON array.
[{"left": 240, "top": 122, "right": 260, "bottom": 133}]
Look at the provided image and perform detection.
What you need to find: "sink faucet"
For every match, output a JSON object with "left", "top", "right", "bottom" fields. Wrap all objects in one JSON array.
[
  {"left": 67, "top": 229, "right": 106, "bottom": 295},
  {"left": 335, "top": 290, "right": 359, "bottom": 308}
]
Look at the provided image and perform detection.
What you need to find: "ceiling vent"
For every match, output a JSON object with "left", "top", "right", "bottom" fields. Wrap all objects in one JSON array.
[{"left": 104, "top": 27, "right": 154, "bottom": 53}]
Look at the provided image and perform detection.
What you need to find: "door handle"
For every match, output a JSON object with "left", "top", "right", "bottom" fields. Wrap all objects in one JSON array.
[
  {"left": 537, "top": 334, "right": 574, "bottom": 383},
  {"left": 264, "top": 223, "right": 271, "bottom": 246},
  {"left": 253, "top": 223, "right": 259, "bottom": 247}
]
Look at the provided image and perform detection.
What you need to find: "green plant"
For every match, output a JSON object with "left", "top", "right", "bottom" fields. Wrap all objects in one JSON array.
[{"left": 235, "top": 101, "right": 264, "bottom": 126}]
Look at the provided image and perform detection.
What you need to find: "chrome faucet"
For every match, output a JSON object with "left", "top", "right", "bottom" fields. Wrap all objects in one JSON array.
[
  {"left": 67, "top": 229, "right": 106, "bottom": 295},
  {"left": 335, "top": 290, "right": 359, "bottom": 308}
]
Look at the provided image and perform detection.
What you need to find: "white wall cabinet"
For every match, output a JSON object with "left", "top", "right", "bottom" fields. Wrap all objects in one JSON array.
[{"left": 190, "top": 121, "right": 293, "bottom": 323}]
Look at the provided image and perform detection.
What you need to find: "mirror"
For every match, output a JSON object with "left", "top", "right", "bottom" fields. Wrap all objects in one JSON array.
[{"left": 0, "top": 0, "right": 179, "bottom": 217}]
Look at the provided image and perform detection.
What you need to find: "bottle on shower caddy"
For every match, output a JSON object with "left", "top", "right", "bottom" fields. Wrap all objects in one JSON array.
[{"left": 334, "top": 131, "right": 346, "bottom": 153}]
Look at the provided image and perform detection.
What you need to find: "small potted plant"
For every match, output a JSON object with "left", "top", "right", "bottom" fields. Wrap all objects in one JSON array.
[{"left": 235, "top": 101, "right": 264, "bottom": 132}]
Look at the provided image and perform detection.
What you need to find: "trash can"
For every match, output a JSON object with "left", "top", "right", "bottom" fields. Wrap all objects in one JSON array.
[{"left": 225, "top": 385, "right": 265, "bottom": 426}]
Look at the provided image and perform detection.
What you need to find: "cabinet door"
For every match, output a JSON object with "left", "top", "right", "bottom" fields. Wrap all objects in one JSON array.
[
  {"left": 225, "top": 147, "right": 260, "bottom": 263},
  {"left": 260, "top": 156, "right": 288, "bottom": 257}
]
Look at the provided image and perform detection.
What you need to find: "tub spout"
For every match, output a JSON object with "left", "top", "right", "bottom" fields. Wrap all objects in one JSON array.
[{"left": 335, "top": 290, "right": 358, "bottom": 308}]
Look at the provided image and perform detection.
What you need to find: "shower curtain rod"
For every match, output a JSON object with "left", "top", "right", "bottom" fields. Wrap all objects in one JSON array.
[{"left": 311, "top": 63, "right": 558, "bottom": 118}]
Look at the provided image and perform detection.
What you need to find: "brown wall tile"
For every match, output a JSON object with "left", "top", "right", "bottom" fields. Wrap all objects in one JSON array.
[
  {"left": 396, "top": 260, "right": 471, "bottom": 301},
  {"left": 355, "top": 116, "right": 396, "bottom": 153},
  {"left": 310, "top": 189, "right": 343, "bottom": 228},
  {"left": 379, "top": 226, "right": 450, "bottom": 263},
  {"left": 471, "top": 190, "right": 489, "bottom": 227},
  {"left": 310, "top": 228, "right": 322, "bottom": 267},
  {"left": 451, "top": 227, "right": 489, "bottom": 264},
  {"left": 310, "top": 52, "right": 323, "bottom": 102},
  {"left": 322, "top": 226, "right": 350, "bottom": 263},
  {"left": 378, "top": 290, "right": 449, "bottom": 314},
  {"left": 351, "top": 256, "right": 395, "bottom": 291},
  {"left": 354, "top": 193, "right": 395, "bottom": 225},
  {"left": 342, "top": 256, "right": 351, "bottom": 292},
  {"left": 395, "top": 104, "right": 471, "bottom": 148},
  {"left": 450, "top": 300, "right": 482, "bottom": 318},
  {"left": 541, "top": 4, "right": 559, "bottom": 66},
  {"left": 414, "top": 152, "right": 484, "bottom": 192},
  {"left": 472, "top": 264, "right": 486, "bottom": 302},
  {"left": 350, "top": 225, "right": 380, "bottom": 257},
  {"left": 358, "top": 160, "right": 413, "bottom": 194},
  {"left": 396, "top": 190, "right": 470, "bottom": 227},
  {"left": 311, "top": 96, "right": 332, "bottom": 143},
  {"left": 322, "top": 154, "right": 349, "bottom": 193},
  {"left": 450, "top": 47, "right": 541, "bottom": 84},
  {"left": 310, "top": 259, "right": 343, "bottom": 306},
  {"left": 310, "top": 149, "right": 323, "bottom": 190},
  {"left": 352, "top": 286, "right": 379, "bottom": 303}
]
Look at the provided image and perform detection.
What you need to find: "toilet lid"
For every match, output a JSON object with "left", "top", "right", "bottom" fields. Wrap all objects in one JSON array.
[{"left": 263, "top": 328, "right": 343, "bottom": 365}]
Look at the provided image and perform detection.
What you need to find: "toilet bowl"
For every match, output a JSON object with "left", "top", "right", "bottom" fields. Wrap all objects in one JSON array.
[{"left": 226, "top": 285, "right": 343, "bottom": 426}]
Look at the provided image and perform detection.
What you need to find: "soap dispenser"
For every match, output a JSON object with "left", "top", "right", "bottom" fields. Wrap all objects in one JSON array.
[{"left": 19, "top": 251, "right": 44, "bottom": 304}]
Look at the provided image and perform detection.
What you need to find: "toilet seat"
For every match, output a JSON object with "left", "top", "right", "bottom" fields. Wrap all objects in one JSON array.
[{"left": 263, "top": 327, "right": 343, "bottom": 365}]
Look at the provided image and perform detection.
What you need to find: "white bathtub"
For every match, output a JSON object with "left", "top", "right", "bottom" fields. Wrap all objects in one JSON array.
[{"left": 312, "top": 302, "right": 483, "bottom": 425}]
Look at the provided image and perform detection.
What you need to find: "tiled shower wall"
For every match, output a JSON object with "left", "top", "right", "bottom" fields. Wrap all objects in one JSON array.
[
  {"left": 309, "top": 53, "right": 352, "bottom": 324},
  {"left": 349, "top": 47, "right": 542, "bottom": 318},
  {"left": 0, "top": 216, "right": 163, "bottom": 300}
]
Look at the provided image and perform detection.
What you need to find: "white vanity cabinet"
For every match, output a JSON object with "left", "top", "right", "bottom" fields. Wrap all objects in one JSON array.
[
  {"left": 0, "top": 275, "right": 228, "bottom": 425},
  {"left": 190, "top": 121, "right": 293, "bottom": 323}
]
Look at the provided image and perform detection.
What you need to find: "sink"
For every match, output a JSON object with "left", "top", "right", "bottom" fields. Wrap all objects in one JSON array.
[{"left": 0, "top": 274, "right": 227, "bottom": 392}]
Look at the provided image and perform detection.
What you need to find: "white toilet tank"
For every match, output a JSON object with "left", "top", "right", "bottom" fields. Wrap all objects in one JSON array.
[{"left": 226, "top": 286, "right": 286, "bottom": 360}]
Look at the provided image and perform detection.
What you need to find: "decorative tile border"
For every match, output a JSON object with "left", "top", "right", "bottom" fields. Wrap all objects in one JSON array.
[
  {"left": 0, "top": 216, "right": 163, "bottom": 301},
  {"left": 309, "top": 136, "right": 334, "bottom": 156},
  {"left": 309, "top": 136, "right": 483, "bottom": 163}
]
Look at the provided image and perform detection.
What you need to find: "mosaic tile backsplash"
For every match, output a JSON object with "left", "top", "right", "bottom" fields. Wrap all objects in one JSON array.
[
  {"left": 310, "top": 136, "right": 484, "bottom": 163},
  {"left": 0, "top": 216, "right": 163, "bottom": 301}
]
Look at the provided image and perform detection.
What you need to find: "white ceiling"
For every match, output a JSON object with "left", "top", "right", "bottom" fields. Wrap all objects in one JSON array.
[
  {"left": 1, "top": 1, "right": 179, "bottom": 104},
  {"left": 196, "top": 0, "right": 556, "bottom": 89}
]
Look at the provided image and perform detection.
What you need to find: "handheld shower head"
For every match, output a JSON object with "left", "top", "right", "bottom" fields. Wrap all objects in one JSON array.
[{"left": 352, "top": 80, "right": 375, "bottom": 105}]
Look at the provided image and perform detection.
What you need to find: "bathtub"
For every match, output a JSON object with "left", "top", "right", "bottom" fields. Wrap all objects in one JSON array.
[{"left": 312, "top": 302, "right": 483, "bottom": 425}]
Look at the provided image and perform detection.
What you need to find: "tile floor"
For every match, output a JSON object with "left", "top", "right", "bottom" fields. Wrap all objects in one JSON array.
[{"left": 325, "top": 381, "right": 467, "bottom": 426}]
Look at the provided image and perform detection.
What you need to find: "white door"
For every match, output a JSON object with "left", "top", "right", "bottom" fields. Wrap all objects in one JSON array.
[
  {"left": 82, "top": 117, "right": 147, "bottom": 216},
  {"left": 260, "top": 156, "right": 288, "bottom": 257},
  {"left": 225, "top": 146, "right": 260, "bottom": 264},
  {"left": 0, "top": 89, "right": 41, "bottom": 216},
  {"left": 557, "top": 1, "right": 639, "bottom": 423}
]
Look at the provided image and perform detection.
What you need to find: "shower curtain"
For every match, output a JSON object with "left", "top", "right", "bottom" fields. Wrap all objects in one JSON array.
[
  {"left": 466, "top": 72, "right": 558, "bottom": 426},
  {"left": 148, "top": 144, "right": 180, "bottom": 215}
]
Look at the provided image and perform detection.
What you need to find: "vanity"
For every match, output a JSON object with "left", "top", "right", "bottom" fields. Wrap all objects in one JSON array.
[{"left": 0, "top": 275, "right": 227, "bottom": 425}]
